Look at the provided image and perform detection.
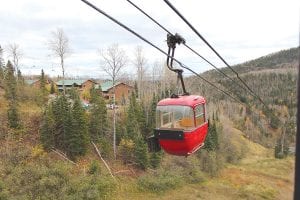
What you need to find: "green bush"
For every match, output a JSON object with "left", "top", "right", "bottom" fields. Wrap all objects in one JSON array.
[
  {"left": 138, "top": 171, "right": 182, "bottom": 193},
  {"left": 1, "top": 160, "right": 116, "bottom": 200},
  {"left": 238, "top": 184, "right": 277, "bottom": 200},
  {"left": 149, "top": 152, "right": 162, "bottom": 169},
  {"left": 68, "top": 176, "right": 116, "bottom": 200},
  {"left": 183, "top": 168, "right": 206, "bottom": 184},
  {"left": 0, "top": 181, "right": 8, "bottom": 200},
  {"left": 88, "top": 160, "right": 101, "bottom": 175}
]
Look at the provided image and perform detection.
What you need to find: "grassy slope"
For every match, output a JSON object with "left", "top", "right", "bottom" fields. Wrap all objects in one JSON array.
[{"left": 114, "top": 116, "right": 294, "bottom": 200}]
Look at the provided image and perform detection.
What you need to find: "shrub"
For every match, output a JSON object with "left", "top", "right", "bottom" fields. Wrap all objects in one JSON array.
[
  {"left": 138, "top": 171, "right": 182, "bottom": 193},
  {"left": 149, "top": 152, "right": 162, "bottom": 169},
  {"left": 88, "top": 160, "right": 101, "bottom": 175},
  {"left": 0, "top": 181, "right": 8, "bottom": 200},
  {"left": 118, "top": 138, "right": 135, "bottom": 164},
  {"left": 68, "top": 176, "right": 116, "bottom": 200},
  {"left": 238, "top": 184, "right": 277, "bottom": 200},
  {"left": 197, "top": 150, "right": 222, "bottom": 177}
]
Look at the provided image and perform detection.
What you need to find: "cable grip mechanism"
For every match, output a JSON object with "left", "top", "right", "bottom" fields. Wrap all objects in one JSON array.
[{"left": 166, "top": 33, "right": 189, "bottom": 96}]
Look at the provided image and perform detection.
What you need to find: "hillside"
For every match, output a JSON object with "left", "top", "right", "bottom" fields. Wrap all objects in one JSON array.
[
  {"left": 0, "top": 47, "right": 297, "bottom": 199},
  {"left": 188, "top": 47, "right": 298, "bottom": 148},
  {"left": 203, "top": 47, "right": 298, "bottom": 76}
]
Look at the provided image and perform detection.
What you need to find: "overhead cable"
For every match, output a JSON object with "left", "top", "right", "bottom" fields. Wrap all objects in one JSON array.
[
  {"left": 80, "top": 0, "right": 244, "bottom": 105},
  {"left": 163, "top": 0, "right": 266, "bottom": 106}
]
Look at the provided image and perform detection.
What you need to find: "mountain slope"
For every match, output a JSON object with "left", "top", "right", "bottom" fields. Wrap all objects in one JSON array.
[{"left": 188, "top": 47, "right": 298, "bottom": 148}]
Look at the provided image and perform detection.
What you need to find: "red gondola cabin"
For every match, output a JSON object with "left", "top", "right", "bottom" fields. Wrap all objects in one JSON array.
[{"left": 154, "top": 95, "right": 208, "bottom": 156}]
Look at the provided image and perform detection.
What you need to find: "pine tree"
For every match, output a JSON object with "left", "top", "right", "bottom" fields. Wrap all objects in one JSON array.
[
  {"left": 137, "top": 100, "right": 148, "bottom": 138},
  {"left": 134, "top": 81, "right": 138, "bottom": 98},
  {"left": 39, "top": 69, "right": 48, "bottom": 104},
  {"left": 89, "top": 88, "right": 108, "bottom": 142},
  {"left": 68, "top": 87, "right": 79, "bottom": 101},
  {"left": 50, "top": 81, "right": 55, "bottom": 94},
  {"left": 52, "top": 95, "right": 71, "bottom": 151},
  {"left": 125, "top": 93, "right": 140, "bottom": 139},
  {"left": 134, "top": 138, "right": 149, "bottom": 170},
  {"left": 204, "top": 121, "right": 218, "bottom": 152},
  {"left": 17, "top": 69, "right": 24, "bottom": 85},
  {"left": 66, "top": 96, "right": 89, "bottom": 160},
  {"left": 274, "top": 139, "right": 284, "bottom": 159},
  {"left": 149, "top": 152, "right": 161, "bottom": 169},
  {"left": 40, "top": 69, "right": 46, "bottom": 92},
  {"left": 40, "top": 104, "right": 55, "bottom": 150},
  {"left": 148, "top": 94, "right": 157, "bottom": 131},
  {"left": 7, "top": 103, "right": 19, "bottom": 129},
  {"left": 4, "top": 60, "right": 20, "bottom": 129}
]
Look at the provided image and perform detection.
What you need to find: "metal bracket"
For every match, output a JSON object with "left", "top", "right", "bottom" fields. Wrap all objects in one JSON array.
[{"left": 166, "top": 33, "right": 189, "bottom": 96}]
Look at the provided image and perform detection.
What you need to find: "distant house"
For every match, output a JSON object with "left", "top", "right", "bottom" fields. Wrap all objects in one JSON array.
[
  {"left": 99, "top": 81, "right": 134, "bottom": 103},
  {"left": 56, "top": 79, "right": 96, "bottom": 92},
  {"left": 25, "top": 79, "right": 52, "bottom": 88}
]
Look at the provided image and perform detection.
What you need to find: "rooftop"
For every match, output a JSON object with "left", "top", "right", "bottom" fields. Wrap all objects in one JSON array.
[
  {"left": 98, "top": 81, "right": 132, "bottom": 92},
  {"left": 56, "top": 79, "right": 95, "bottom": 86}
]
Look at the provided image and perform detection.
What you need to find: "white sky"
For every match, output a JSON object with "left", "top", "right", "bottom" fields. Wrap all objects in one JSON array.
[{"left": 0, "top": 0, "right": 299, "bottom": 78}]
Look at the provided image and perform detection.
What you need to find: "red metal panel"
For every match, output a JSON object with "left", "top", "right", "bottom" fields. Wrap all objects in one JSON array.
[
  {"left": 159, "top": 122, "right": 208, "bottom": 156},
  {"left": 157, "top": 95, "right": 206, "bottom": 108}
]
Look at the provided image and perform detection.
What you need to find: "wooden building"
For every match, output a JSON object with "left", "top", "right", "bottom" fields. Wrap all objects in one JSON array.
[
  {"left": 56, "top": 79, "right": 96, "bottom": 92},
  {"left": 99, "top": 81, "right": 134, "bottom": 104},
  {"left": 25, "top": 79, "right": 52, "bottom": 88}
]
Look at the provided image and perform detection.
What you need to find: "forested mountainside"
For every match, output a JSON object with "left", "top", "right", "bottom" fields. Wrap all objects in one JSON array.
[
  {"left": 188, "top": 47, "right": 298, "bottom": 148},
  {"left": 203, "top": 47, "right": 298, "bottom": 77},
  {"left": 0, "top": 47, "right": 297, "bottom": 199}
]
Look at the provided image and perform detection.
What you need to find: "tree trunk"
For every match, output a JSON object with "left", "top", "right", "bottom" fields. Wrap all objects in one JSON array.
[
  {"left": 61, "top": 57, "right": 65, "bottom": 95},
  {"left": 113, "top": 78, "right": 116, "bottom": 159}
]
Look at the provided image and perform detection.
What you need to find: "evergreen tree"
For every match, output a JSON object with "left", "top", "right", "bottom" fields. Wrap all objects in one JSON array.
[
  {"left": 51, "top": 95, "right": 71, "bottom": 151},
  {"left": 40, "top": 69, "right": 46, "bottom": 92},
  {"left": 134, "top": 81, "right": 138, "bottom": 98},
  {"left": 68, "top": 87, "right": 79, "bottom": 101},
  {"left": 134, "top": 138, "right": 149, "bottom": 170},
  {"left": 7, "top": 103, "right": 20, "bottom": 129},
  {"left": 66, "top": 96, "right": 89, "bottom": 160},
  {"left": 4, "top": 60, "right": 20, "bottom": 128},
  {"left": 125, "top": 93, "right": 140, "bottom": 139},
  {"left": 4, "top": 61, "right": 17, "bottom": 101},
  {"left": 149, "top": 94, "right": 157, "bottom": 129},
  {"left": 50, "top": 81, "right": 55, "bottom": 94},
  {"left": 274, "top": 139, "right": 284, "bottom": 159},
  {"left": 149, "top": 152, "right": 162, "bottom": 169},
  {"left": 40, "top": 104, "right": 55, "bottom": 150},
  {"left": 204, "top": 121, "right": 218, "bottom": 152},
  {"left": 89, "top": 88, "right": 108, "bottom": 142},
  {"left": 137, "top": 100, "right": 148, "bottom": 138},
  {"left": 39, "top": 69, "right": 48, "bottom": 104},
  {"left": 17, "top": 69, "right": 24, "bottom": 85}
]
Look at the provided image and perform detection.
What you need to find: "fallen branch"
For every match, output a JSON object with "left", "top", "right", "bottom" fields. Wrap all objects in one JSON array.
[
  {"left": 92, "top": 142, "right": 116, "bottom": 181},
  {"left": 114, "top": 170, "right": 131, "bottom": 175},
  {"left": 51, "top": 148, "right": 77, "bottom": 166}
]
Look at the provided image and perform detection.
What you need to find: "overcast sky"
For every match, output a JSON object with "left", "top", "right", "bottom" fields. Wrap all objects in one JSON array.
[{"left": 0, "top": 0, "right": 299, "bottom": 78}]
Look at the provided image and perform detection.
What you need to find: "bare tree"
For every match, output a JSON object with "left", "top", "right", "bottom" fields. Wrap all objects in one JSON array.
[
  {"left": 151, "top": 60, "right": 164, "bottom": 96},
  {"left": 100, "top": 44, "right": 127, "bottom": 159},
  {"left": 133, "top": 46, "right": 147, "bottom": 100},
  {"left": 48, "top": 28, "right": 71, "bottom": 94},
  {"left": 6, "top": 43, "right": 23, "bottom": 76}
]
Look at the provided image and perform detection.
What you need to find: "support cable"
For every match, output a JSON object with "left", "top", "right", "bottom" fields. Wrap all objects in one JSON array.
[
  {"left": 80, "top": 0, "right": 244, "bottom": 105},
  {"left": 163, "top": 0, "right": 266, "bottom": 106}
]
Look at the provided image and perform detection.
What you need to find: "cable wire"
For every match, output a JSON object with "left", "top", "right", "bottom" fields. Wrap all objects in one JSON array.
[
  {"left": 80, "top": 0, "right": 244, "bottom": 105},
  {"left": 163, "top": 0, "right": 266, "bottom": 106},
  {"left": 126, "top": 0, "right": 262, "bottom": 105}
]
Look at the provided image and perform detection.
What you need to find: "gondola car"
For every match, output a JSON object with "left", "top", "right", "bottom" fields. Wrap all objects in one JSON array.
[{"left": 153, "top": 95, "right": 208, "bottom": 156}]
